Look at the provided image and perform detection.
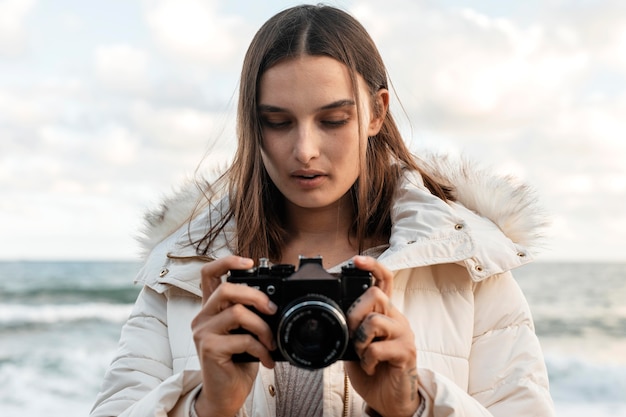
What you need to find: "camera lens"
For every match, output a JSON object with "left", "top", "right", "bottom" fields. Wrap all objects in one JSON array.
[{"left": 277, "top": 295, "right": 349, "bottom": 369}]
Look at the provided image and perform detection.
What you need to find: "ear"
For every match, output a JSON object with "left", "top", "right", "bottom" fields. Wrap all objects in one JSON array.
[{"left": 367, "top": 88, "right": 389, "bottom": 136}]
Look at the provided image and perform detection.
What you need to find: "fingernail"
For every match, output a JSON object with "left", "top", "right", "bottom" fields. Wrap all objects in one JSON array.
[{"left": 268, "top": 301, "right": 278, "bottom": 314}]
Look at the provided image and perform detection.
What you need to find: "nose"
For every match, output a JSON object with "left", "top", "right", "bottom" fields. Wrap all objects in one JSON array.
[{"left": 293, "top": 123, "right": 319, "bottom": 164}]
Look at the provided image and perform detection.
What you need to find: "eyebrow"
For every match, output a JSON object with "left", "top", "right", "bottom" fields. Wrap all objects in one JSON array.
[{"left": 258, "top": 99, "right": 356, "bottom": 113}]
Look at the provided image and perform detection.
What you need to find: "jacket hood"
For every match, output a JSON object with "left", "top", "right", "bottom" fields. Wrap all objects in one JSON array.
[
  {"left": 417, "top": 153, "right": 548, "bottom": 251},
  {"left": 136, "top": 153, "right": 548, "bottom": 264},
  {"left": 137, "top": 182, "right": 207, "bottom": 258}
]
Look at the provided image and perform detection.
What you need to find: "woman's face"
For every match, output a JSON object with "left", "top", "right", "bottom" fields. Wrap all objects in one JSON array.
[{"left": 258, "top": 55, "right": 385, "bottom": 213}]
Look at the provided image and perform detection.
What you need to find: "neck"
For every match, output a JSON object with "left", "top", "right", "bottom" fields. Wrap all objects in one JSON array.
[
  {"left": 281, "top": 195, "right": 357, "bottom": 267},
  {"left": 287, "top": 202, "right": 353, "bottom": 237}
]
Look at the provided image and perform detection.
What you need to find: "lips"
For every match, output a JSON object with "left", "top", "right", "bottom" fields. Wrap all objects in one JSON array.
[
  {"left": 291, "top": 169, "right": 327, "bottom": 188},
  {"left": 296, "top": 174, "right": 321, "bottom": 180},
  {"left": 291, "top": 169, "right": 326, "bottom": 179}
]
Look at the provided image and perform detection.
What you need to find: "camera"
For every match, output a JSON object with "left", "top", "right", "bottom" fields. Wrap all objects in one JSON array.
[{"left": 227, "top": 256, "right": 373, "bottom": 369}]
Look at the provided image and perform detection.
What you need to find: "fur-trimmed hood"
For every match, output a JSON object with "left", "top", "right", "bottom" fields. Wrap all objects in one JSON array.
[
  {"left": 136, "top": 153, "right": 548, "bottom": 276},
  {"left": 416, "top": 153, "right": 548, "bottom": 250}
]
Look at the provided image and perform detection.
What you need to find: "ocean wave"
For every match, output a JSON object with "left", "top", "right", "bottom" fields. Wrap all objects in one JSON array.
[
  {"left": 535, "top": 316, "right": 626, "bottom": 338},
  {"left": 0, "top": 285, "right": 140, "bottom": 305},
  {"left": 0, "top": 302, "right": 134, "bottom": 328},
  {"left": 547, "top": 355, "right": 626, "bottom": 403},
  {"left": 0, "top": 330, "right": 119, "bottom": 417},
  {"left": 554, "top": 403, "right": 626, "bottom": 417},
  {"left": 0, "top": 260, "right": 142, "bottom": 306}
]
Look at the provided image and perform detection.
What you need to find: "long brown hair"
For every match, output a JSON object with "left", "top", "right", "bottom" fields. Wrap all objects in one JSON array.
[{"left": 195, "top": 5, "right": 453, "bottom": 262}]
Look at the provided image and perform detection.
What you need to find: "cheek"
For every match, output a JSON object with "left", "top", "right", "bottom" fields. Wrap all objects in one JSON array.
[
  {"left": 260, "top": 133, "right": 284, "bottom": 158},
  {"left": 334, "top": 140, "right": 364, "bottom": 185},
  {"left": 260, "top": 142, "right": 284, "bottom": 185},
  {"left": 260, "top": 135, "right": 275, "bottom": 159},
  {"left": 344, "top": 134, "right": 368, "bottom": 169},
  {"left": 260, "top": 146, "right": 274, "bottom": 172}
]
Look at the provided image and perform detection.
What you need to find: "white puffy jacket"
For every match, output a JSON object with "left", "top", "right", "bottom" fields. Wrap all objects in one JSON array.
[{"left": 90, "top": 156, "right": 555, "bottom": 417}]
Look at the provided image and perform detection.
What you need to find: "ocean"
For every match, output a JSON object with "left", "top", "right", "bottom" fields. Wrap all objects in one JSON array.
[{"left": 0, "top": 261, "right": 624, "bottom": 416}]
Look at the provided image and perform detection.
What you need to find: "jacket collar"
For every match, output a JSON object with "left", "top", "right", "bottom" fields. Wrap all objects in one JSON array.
[{"left": 379, "top": 170, "right": 538, "bottom": 280}]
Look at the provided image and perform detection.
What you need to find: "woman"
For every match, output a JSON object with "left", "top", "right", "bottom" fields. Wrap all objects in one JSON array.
[{"left": 91, "top": 5, "right": 554, "bottom": 417}]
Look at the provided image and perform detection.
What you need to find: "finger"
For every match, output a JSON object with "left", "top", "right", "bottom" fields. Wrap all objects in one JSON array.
[
  {"left": 359, "top": 338, "right": 417, "bottom": 375},
  {"left": 352, "top": 313, "right": 395, "bottom": 345},
  {"left": 352, "top": 255, "right": 394, "bottom": 296},
  {"left": 346, "top": 286, "right": 393, "bottom": 331},
  {"left": 200, "top": 256, "right": 254, "bottom": 304},
  {"left": 210, "top": 303, "right": 276, "bottom": 352},
  {"left": 197, "top": 331, "right": 275, "bottom": 369},
  {"left": 201, "top": 282, "right": 278, "bottom": 317},
  {"left": 351, "top": 312, "right": 409, "bottom": 364},
  {"left": 229, "top": 333, "right": 276, "bottom": 369}
]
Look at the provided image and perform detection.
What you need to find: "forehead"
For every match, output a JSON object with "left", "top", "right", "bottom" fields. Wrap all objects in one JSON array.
[{"left": 258, "top": 55, "right": 366, "bottom": 107}]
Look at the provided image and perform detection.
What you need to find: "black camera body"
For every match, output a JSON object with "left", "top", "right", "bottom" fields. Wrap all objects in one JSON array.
[{"left": 227, "top": 256, "right": 373, "bottom": 369}]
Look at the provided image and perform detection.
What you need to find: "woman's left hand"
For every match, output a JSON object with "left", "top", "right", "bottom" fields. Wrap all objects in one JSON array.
[{"left": 345, "top": 256, "right": 420, "bottom": 417}]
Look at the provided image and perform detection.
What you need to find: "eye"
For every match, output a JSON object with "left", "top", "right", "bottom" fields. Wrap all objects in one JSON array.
[
  {"left": 261, "top": 117, "right": 291, "bottom": 129},
  {"left": 319, "top": 109, "right": 352, "bottom": 128},
  {"left": 322, "top": 119, "right": 349, "bottom": 128}
]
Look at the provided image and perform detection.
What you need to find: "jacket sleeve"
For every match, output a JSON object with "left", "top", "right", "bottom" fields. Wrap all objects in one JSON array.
[
  {"left": 417, "top": 271, "right": 555, "bottom": 417},
  {"left": 89, "top": 286, "right": 203, "bottom": 417}
]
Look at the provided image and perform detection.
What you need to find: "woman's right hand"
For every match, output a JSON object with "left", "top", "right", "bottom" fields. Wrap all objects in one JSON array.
[{"left": 191, "top": 256, "right": 278, "bottom": 417}]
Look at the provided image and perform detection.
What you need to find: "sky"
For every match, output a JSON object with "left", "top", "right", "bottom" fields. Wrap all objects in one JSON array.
[{"left": 0, "top": 0, "right": 625, "bottom": 262}]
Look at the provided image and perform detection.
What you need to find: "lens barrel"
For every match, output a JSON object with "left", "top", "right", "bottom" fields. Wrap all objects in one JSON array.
[{"left": 276, "top": 295, "right": 349, "bottom": 369}]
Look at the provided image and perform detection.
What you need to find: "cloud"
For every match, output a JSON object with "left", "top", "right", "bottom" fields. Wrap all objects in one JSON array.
[
  {"left": 0, "top": 78, "right": 85, "bottom": 140},
  {"left": 94, "top": 44, "right": 151, "bottom": 93},
  {"left": 58, "top": 12, "right": 85, "bottom": 32},
  {"left": 96, "top": 125, "right": 141, "bottom": 166},
  {"left": 0, "top": 89, "right": 55, "bottom": 128},
  {"left": 353, "top": 1, "right": 590, "bottom": 134},
  {"left": 350, "top": 0, "right": 625, "bottom": 165},
  {"left": 0, "top": 0, "right": 35, "bottom": 56},
  {"left": 129, "top": 100, "right": 234, "bottom": 150},
  {"left": 548, "top": 0, "right": 626, "bottom": 71},
  {"left": 143, "top": 0, "right": 249, "bottom": 69}
]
